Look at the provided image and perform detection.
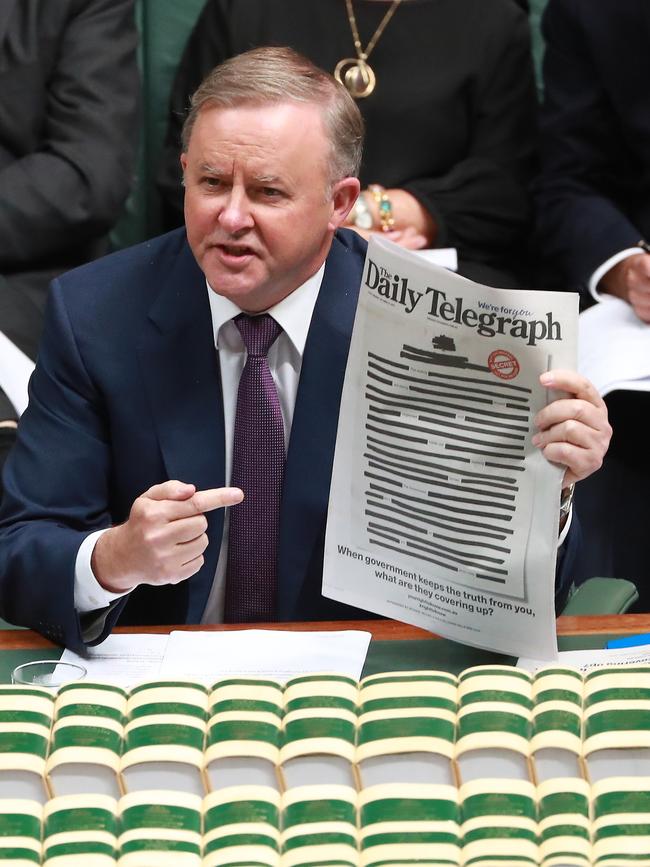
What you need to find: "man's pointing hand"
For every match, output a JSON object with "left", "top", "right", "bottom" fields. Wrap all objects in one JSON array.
[{"left": 92, "top": 480, "right": 243, "bottom": 594}]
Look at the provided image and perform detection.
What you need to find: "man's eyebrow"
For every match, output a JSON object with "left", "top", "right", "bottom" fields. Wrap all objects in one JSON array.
[
  {"left": 254, "top": 173, "right": 282, "bottom": 184},
  {"left": 199, "top": 163, "right": 225, "bottom": 175}
]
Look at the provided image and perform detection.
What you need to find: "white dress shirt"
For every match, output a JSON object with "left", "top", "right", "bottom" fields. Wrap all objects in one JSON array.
[
  {"left": 73, "top": 265, "right": 325, "bottom": 618},
  {"left": 589, "top": 247, "right": 643, "bottom": 300},
  {"left": 0, "top": 330, "right": 35, "bottom": 417}
]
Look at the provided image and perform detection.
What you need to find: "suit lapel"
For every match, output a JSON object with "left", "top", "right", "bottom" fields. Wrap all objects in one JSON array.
[
  {"left": 277, "top": 233, "right": 365, "bottom": 618},
  {"left": 138, "top": 237, "right": 226, "bottom": 621}
]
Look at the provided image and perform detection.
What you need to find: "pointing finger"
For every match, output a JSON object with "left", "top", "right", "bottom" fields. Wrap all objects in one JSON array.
[
  {"left": 191, "top": 487, "right": 244, "bottom": 513},
  {"left": 144, "top": 480, "right": 196, "bottom": 501}
]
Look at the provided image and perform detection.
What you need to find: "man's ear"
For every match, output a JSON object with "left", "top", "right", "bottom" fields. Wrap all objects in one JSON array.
[
  {"left": 328, "top": 177, "right": 361, "bottom": 230},
  {"left": 180, "top": 153, "right": 188, "bottom": 175}
]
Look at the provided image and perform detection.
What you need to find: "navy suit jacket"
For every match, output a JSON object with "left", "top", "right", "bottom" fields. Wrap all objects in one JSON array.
[
  {"left": 534, "top": 0, "right": 650, "bottom": 290},
  {"left": 0, "top": 227, "right": 577, "bottom": 652},
  {"left": 0, "top": 228, "right": 377, "bottom": 651}
]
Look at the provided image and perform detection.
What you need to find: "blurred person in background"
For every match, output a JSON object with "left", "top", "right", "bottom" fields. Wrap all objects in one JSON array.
[
  {"left": 534, "top": 0, "right": 650, "bottom": 607},
  {"left": 0, "top": 0, "right": 140, "bottom": 493},
  {"left": 158, "top": 0, "right": 537, "bottom": 288}
]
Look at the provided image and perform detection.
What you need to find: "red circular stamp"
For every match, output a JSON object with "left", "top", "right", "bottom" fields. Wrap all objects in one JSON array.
[{"left": 488, "top": 349, "right": 520, "bottom": 380}]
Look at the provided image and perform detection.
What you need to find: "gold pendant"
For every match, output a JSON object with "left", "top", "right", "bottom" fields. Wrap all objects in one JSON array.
[{"left": 334, "top": 57, "right": 376, "bottom": 99}]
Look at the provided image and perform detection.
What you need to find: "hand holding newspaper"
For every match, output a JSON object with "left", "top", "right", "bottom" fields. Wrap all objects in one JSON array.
[{"left": 323, "top": 237, "right": 579, "bottom": 659}]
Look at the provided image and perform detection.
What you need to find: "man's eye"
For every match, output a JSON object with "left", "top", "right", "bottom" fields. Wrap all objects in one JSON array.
[
  {"left": 262, "top": 187, "right": 282, "bottom": 198},
  {"left": 203, "top": 177, "right": 221, "bottom": 188}
]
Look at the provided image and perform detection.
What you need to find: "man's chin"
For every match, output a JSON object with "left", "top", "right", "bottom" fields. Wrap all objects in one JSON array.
[
  {"left": 206, "top": 274, "right": 270, "bottom": 312},
  {"left": 204, "top": 257, "right": 259, "bottom": 293}
]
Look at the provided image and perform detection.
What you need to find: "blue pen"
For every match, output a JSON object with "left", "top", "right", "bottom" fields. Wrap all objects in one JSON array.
[{"left": 606, "top": 633, "right": 650, "bottom": 649}]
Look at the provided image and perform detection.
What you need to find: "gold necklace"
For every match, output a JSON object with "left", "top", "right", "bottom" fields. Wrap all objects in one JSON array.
[{"left": 334, "top": 0, "right": 403, "bottom": 99}]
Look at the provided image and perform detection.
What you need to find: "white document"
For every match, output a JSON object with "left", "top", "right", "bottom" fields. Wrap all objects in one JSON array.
[
  {"left": 323, "top": 236, "right": 579, "bottom": 659},
  {"left": 518, "top": 644, "right": 650, "bottom": 673},
  {"left": 60, "top": 631, "right": 371, "bottom": 687},
  {"left": 160, "top": 629, "right": 372, "bottom": 682},
  {"left": 0, "top": 330, "right": 35, "bottom": 416},
  {"left": 578, "top": 296, "right": 650, "bottom": 395},
  {"left": 414, "top": 247, "right": 458, "bottom": 272},
  {"left": 60, "top": 633, "right": 168, "bottom": 687}
]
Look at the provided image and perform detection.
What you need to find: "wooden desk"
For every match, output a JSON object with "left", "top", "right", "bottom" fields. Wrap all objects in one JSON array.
[
  {"left": 1, "top": 614, "right": 647, "bottom": 682},
  {"left": 1, "top": 614, "right": 649, "bottom": 650}
]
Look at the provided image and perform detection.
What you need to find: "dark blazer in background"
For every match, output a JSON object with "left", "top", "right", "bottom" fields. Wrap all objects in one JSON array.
[
  {"left": 533, "top": 0, "right": 650, "bottom": 609},
  {"left": 534, "top": 0, "right": 650, "bottom": 291},
  {"left": 0, "top": 0, "right": 140, "bottom": 338}
]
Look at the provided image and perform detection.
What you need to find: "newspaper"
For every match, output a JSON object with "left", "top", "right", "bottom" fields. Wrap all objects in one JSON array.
[{"left": 323, "top": 237, "right": 579, "bottom": 659}]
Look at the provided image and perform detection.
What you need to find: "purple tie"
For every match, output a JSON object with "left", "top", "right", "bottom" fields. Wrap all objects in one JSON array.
[{"left": 224, "top": 313, "right": 284, "bottom": 622}]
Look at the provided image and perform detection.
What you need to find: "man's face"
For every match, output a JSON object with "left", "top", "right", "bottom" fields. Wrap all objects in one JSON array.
[{"left": 181, "top": 102, "right": 358, "bottom": 312}]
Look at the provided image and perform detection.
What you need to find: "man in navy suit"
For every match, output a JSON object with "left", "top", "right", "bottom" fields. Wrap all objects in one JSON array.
[{"left": 0, "top": 48, "right": 611, "bottom": 652}]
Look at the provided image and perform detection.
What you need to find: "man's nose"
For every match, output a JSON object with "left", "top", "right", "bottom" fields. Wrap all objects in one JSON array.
[{"left": 218, "top": 188, "right": 254, "bottom": 234}]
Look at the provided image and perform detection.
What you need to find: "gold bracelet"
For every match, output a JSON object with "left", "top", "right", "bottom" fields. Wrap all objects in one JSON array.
[{"left": 368, "top": 184, "right": 394, "bottom": 232}]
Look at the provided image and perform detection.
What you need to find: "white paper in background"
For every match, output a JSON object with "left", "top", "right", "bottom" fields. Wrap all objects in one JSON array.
[
  {"left": 517, "top": 644, "right": 650, "bottom": 673},
  {"left": 578, "top": 295, "right": 650, "bottom": 395},
  {"left": 414, "top": 247, "right": 458, "bottom": 272},
  {"left": 0, "top": 330, "right": 35, "bottom": 416},
  {"left": 160, "top": 630, "right": 372, "bottom": 682},
  {"left": 60, "top": 634, "right": 168, "bottom": 687},
  {"left": 323, "top": 236, "right": 579, "bottom": 660}
]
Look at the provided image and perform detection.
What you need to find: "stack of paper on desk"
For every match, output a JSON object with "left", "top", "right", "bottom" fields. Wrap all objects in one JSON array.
[
  {"left": 60, "top": 629, "right": 372, "bottom": 688},
  {"left": 578, "top": 295, "right": 650, "bottom": 395}
]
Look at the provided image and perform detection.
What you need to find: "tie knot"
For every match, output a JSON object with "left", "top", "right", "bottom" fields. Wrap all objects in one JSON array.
[{"left": 235, "top": 313, "right": 282, "bottom": 357}]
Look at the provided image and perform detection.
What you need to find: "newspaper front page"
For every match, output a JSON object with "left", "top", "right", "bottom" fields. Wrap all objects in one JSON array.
[{"left": 323, "top": 237, "right": 579, "bottom": 658}]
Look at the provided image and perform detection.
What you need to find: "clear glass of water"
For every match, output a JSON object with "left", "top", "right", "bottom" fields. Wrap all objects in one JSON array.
[{"left": 11, "top": 660, "right": 87, "bottom": 688}]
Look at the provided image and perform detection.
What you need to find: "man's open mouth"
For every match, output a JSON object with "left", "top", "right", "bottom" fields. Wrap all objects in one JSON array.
[{"left": 218, "top": 244, "right": 255, "bottom": 257}]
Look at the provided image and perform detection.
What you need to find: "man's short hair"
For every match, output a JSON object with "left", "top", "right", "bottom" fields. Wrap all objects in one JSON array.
[{"left": 181, "top": 46, "right": 364, "bottom": 186}]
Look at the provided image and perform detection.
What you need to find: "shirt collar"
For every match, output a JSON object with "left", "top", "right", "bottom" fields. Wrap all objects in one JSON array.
[{"left": 206, "top": 264, "right": 325, "bottom": 357}]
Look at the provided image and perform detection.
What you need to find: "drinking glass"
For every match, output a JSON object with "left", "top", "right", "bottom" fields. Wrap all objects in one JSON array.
[{"left": 11, "top": 660, "right": 87, "bottom": 688}]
